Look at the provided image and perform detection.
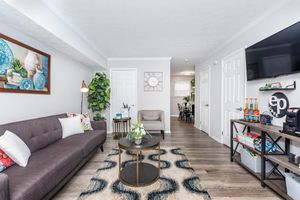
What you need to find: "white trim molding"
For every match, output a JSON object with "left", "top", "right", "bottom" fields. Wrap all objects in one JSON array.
[{"left": 107, "top": 57, "right": 172, "bottom": 61}]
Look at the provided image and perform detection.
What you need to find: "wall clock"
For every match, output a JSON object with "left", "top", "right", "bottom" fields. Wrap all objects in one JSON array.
[{"left": 144, "top": 72, "right": 163, "bottom": 91}]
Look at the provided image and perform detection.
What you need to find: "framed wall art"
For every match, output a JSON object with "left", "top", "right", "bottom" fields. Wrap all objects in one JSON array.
[
  {"left": 0, "top": 33, "right": 50, "bottom": 94},
  {"left": 144, "top": 72, "right": 163, "bottom": 92}
]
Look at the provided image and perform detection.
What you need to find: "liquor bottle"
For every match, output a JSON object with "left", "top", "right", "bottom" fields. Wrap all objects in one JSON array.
[
  {"left": 244, "top": 98, "right": 249, "bottom": 121},
  {"left": 249, "top": 98, "right": 254, "bottom": 122},
  {"left": 253, "top": 98, "right": 260, "bottom": 123}
]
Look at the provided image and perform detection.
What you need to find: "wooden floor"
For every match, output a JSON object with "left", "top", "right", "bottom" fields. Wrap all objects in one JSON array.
[{"left": 54, "top": 117, "right": 281, "bottom": 200}]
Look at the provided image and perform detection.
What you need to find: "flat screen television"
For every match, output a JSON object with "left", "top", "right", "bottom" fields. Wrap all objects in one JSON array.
[{"left": 246, "top": 21, "right": 300, "bottom": 81}]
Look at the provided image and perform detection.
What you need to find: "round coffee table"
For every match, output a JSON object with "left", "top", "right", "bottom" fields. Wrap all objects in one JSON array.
[{"left": 118, "top": 137, "right": 160, "bottom": 187}]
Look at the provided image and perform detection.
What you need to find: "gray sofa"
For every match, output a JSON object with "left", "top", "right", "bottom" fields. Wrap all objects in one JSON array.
[
  {"left": 138, "top": 110, "right": 165, "bottom": 139},
  {"left": 0, "top": 114, "right": 107, "bottom": 200}
]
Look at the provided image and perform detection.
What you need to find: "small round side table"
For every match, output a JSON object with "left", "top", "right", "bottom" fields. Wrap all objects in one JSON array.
[{"left": 118, "top": 137, "right": 160, "bottom": 187}]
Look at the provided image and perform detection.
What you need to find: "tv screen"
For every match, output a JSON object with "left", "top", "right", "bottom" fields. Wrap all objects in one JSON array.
[{"left": 246, "top": 21, "right": 300, "bottom": 81}]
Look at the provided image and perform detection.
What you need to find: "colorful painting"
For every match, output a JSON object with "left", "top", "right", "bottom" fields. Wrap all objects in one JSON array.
[{"left": 0, "top": 33, "right": 50, "bottom": 94}]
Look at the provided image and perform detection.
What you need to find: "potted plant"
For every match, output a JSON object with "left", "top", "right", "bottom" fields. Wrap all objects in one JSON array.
[
  {"left": 183, "top": 95, "right": 191, "bottom": 107},
  {"left": 127, "top": 122, "right": 151, "bottom": 145},
  {"left": 121, "top": 102, "right": 134, "bottom": 118},
  {"left": 88, "top": 73, "right": 111, "bottom": 121}
]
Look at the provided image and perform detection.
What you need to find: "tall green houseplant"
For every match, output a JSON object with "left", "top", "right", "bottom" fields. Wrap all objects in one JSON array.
[{"left": 88, "top": 73, "right": 111, "bottom": 120}]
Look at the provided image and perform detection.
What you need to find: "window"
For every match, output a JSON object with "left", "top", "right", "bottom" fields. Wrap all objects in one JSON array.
[{"left": 174, "top": 81, "right": 191, "bottom": 97}]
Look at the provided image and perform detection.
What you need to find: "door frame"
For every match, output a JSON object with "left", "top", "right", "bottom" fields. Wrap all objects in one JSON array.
[
  {"left": 199, "top": 66, "right": 211, "bottom": 136},
  {"left": 109, "top": 68, "right": 138, "bottom": 130},
  {"left": 221, "top": 48, "right": 247, "bottom": 145}
]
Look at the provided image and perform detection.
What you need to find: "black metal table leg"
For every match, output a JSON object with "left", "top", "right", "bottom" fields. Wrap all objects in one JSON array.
[
  {"left": 261, "top": 131, "right": 266, "bottom": 187},
  {"left": 285, "top": 138, "right": 290, "bottom": 173},
  {"left": 230, "top": 121, "right": 234, "bottom": 162},
  {"left": 247, "top": 126, "right": 251, "bottom": 133}
]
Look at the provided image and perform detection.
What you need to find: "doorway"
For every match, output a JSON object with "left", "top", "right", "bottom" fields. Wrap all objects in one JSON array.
[
  {"left": 110, "top": 68, "right": 138, "bottom": 124},
  {"left": 222, "top": 49, "right": 246, "bottom": 146},
  {"left": 200, "top": 67, "right": 210, "bottom": 134}
]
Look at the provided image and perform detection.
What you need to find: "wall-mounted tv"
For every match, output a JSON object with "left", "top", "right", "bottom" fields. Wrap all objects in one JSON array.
[{"left": 246, "top": 21, "right": 300, "bottom": 81}]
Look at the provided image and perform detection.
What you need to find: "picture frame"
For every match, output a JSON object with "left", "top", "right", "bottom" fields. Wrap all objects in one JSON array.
[{"left": 0, "top": 33, "right": 51, "bottom": 94}]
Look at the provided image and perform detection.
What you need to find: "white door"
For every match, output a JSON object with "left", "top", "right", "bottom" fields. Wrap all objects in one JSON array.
[
  {"left": 110, "top": 69, "right": 138, "bottom": 123},
  {"left": 200, "top": 67, "right": 210, "bottom": 134},
  {"left": 222, "top": 49, "right": 246, "bottom": 146}
]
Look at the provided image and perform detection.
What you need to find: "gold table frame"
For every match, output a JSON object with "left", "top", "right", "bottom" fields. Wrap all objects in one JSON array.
[{"left": 118, "top": 141, "right": 160, "bottom": 187}]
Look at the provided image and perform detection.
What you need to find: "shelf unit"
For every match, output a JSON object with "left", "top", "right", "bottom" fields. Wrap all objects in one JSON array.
[
  {"left": 230, "top": 119, "right": 299, "bottom": 200},
  {"left": 259, "top": 81, "right": 296, "bottom": 91}
]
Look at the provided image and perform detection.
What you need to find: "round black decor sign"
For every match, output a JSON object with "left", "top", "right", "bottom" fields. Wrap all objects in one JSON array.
[{"left": 269, "top": 92, "right": 289, "bottom": 118}]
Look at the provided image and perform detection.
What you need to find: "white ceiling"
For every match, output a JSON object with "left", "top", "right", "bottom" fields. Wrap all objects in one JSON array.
[
  {"left": 33, "top": 0, "right": 287, "bottom": 73},
  {"left": 0, "top": 0, "right": 107, "bottom": 69}
]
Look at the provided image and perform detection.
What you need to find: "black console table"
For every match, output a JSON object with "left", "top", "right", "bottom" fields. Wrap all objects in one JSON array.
[{"left": 230, "top": 119, "right": 300, "bottom": 200}]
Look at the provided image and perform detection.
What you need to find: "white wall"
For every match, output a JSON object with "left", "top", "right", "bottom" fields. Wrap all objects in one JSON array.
[
  {"left": 170, "top": 75, "right": 194, "bottom": 116},
  {"left": 195, "top": 1, "right": 300, "bottom": 153},
  {"left": 107, "top": 58, "right": 171, "bottom": 133},
  {"left": 0, "top": 22, "right": 92, "bottom": 124}
]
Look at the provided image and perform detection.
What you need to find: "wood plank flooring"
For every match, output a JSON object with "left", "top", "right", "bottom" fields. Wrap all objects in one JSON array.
[{"left": 54, "top": 117, "right": 281, "bottom": 200}]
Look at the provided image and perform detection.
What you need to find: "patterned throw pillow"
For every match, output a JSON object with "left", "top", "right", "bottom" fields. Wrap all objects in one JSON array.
[
  {"left": 67, "top": 113, "right": 93, "bottom": 131},
  {"left": 0, "top": 149, "right": 14, "bottom": 172}
]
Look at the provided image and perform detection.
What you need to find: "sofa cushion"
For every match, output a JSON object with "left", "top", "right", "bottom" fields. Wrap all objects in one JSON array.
[
  {"left": 142, "top": 121, "right": 165, "bottom": 131},
  {"left": 57, "top": 130, "right": 106, "bottom": 157},
  {"left": 4, "top": 142, "right": 82, "bottom": 200},
  {"left": 0, "top": 131, "right": 31, "bottom": 167},
  {"left": 0, "top": 114, "right": 67, "bottom": 153}
]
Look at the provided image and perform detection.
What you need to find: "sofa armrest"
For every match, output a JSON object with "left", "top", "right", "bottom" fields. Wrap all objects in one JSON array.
[
  {"left": 91, "top": 120, "right": 107, "bottom": 131},
  {"left": 0, "top": 173, "right": 9, "bottom": 200}
]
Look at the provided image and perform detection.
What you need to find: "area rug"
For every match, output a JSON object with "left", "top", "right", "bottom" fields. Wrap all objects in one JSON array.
[{"left": 79, "top": 147, "right": 211, "bottom": 200}]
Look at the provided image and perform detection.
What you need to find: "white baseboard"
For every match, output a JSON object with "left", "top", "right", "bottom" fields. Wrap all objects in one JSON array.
[
  {"left": 170, "top": 115, "right": 179, "bottom": 117},
  {"left": 210, "top": 135, "right": 222, "bottom": 144},
  {"left": 194, "top": 125, "right": 200, "bottom": 130}
]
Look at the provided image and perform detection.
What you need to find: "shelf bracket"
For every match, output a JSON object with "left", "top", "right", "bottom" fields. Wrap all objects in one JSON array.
[
  {"left": 265, "top": 161, "right": 285, "bottom": 180},
  {"left": 233, "top": 142, "right": 240, "bottom": 157},
  {"left": 265, "top": 132, "right": 285, "bottom": 155}
]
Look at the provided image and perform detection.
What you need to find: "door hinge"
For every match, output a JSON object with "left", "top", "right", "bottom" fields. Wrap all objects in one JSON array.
[{"left": 222, "top": 131, "right": 224, "bottom": 135}]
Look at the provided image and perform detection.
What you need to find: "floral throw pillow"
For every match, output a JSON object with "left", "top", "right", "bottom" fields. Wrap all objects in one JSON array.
[
  {"left": 0, "top": 149, "right": 14, "bottom": 172},
  {"left": 67, "top": 113, "right": 93, "bottom": 131}
]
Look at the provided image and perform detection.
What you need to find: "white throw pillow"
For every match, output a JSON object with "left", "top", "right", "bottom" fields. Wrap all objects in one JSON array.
[
  {"left": 0, "top": 130, "right": 31, "bottom": 167},
  {"left": 59, "top": 116, "right": 84, "bottom": 138}
]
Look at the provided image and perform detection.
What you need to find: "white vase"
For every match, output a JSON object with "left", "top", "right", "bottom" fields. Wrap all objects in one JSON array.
[
  {"left": 134, "top": 138, "right": 142, "bottom": 145},
  {"left": 24, "top": 51, "right": 40, "bottom": 78},
  {"left": 121, "top": 108, "right": 129, "bottom": 118}
]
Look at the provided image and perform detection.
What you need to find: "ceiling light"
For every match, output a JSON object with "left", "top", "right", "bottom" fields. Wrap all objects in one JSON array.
[{"left": 181, "top": 71, "right": 195, "bottom": 76}]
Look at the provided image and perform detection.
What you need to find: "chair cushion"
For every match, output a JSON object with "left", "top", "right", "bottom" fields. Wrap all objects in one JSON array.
[
  {"left": 142, "top": 121, "right": 164, "bottom": 131},
  {"left": 140, "top": 110, "right": 161, "bottom": 121},
  {"left": 143, "top": 115, "right": 160, "bottom": 121},
  {"left": 4, "top": 142, "right": 82, "bottom": 200},
  {"left": 57, "top": 130, "right": 106, "bottom": 157}
]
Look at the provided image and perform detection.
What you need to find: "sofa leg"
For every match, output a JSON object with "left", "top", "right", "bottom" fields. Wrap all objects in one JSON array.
[
  {"left": 161, "top": 130, "right": 165, "bottom": 140},
  {"left": 100, "top": 146, "right": 104, "bottom": 152}
]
